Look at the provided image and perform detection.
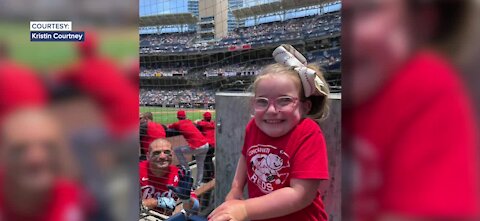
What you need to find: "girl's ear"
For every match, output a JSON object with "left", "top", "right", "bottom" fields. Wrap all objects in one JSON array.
[{"left": 302, "top": 99, "right": 312, "bottom": 115}]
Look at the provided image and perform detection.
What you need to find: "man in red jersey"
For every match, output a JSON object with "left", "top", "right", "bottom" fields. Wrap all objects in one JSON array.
[
  {"left": 195, "top": 112, "right": 215, "bottom": 183},
  {"left": 196, "top": 112, "right": 215, "bottom": 148},
  {"left": 168, "top": 110, "right": 209, "bottom": 188},
  {"left": 140, "top": 112, "right": 166, "bottom": 159},
  {"left": 0, "top": 108, "right": 90, "bottom": 221},
  {"left": 140, "top": 138, "right": 199, "bottom": 216}
]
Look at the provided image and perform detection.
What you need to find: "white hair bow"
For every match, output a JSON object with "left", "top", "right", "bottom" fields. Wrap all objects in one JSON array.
[{"left": 272, "top": 44, "right": 328, "bottom": 97}]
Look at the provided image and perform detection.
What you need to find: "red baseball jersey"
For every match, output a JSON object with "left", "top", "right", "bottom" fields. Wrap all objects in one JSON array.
[
  {"left": 168, "top": 119, "right": 208, "bottom": 149},
  {"left": 242, "top": 118, "right": 329, "bottom": 221},
  {"left": 346, "top": 50, "right": 480, "bottom": 220},
  {"left": 139, "top": 161, "right": 196, "bottom": 214},
  {"left": 0, "top": 178, "right": 89, "bottom": 221},
  {"left": 141, "top": 121, "right": 166, "bottom": 155},
  {"left": 197, "top": 120, "right": 215, "bottom": 148}
]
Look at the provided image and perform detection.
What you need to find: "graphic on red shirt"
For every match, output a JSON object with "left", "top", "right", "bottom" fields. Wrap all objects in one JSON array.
[
  {"left": 139, "top": 161, "right": 179, "bottom": 200},
  {"left": 247, "top": 144, "right": 290, "bottom": 194},
  {"left": 242, "top": 118, "right": 329, "bottom": 221},
  {"left": 139, "top": 161, "right": 197, "bottom": 201}
]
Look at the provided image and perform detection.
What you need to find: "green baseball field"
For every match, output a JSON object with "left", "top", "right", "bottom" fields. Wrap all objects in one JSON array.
[{"left": 140, "top": 106, "right": 216, "bottom": 125}]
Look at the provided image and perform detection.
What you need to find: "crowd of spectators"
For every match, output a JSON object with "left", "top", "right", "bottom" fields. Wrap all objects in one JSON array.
[
  {"left": 139, "top": 46, "right": 341, "bottom": 106},
  {"left": 140, "top": 32, "right": 195, "bottom": 46},
  {"left": 140, "top": 68, "right": 187, "bottom": 77},
  {"left": 140, "top": 47, "right": 341, "bottom": 79},
  {"left": 139, "top": 12, "right": 341, "bottom": 54},
  {"left": 219, "top": 13, "right": 340, "bottom": 46},
  {"left": 140, "top": 88, "right": 215, "bottom": 106},
  {"left": 308, "top": 47, "right": 341, "bottom": 71}
]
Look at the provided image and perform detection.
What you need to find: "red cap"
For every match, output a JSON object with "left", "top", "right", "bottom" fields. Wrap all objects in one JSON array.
[
  {"left": 177, "top": 110, "right": 186, "bottom": 119},
  {"left": 203, "top": 112, "right": 212, "bottom": 120},
  {"left": 77, "top": 31, "right": 98, "bottom": 57},
  {"left": 0, "top": 61, "right": 47, "bottom": 122}
]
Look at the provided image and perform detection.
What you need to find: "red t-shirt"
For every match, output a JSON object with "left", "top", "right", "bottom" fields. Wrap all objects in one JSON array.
[
  {"left": 139, "top": 161, "right": 197, "bottom": 214},
  {"left": 197, "top": 120, "right": 215, "bottom": 148},
  {"left": 141, "top": 121, "right": 166, "bottom": 155},
  {"left": 346, "top": 50, "right": 480, "bottom": 220},
  {"left": 0, "top": 178, "right": 88, "bottom": 221},
  {"left": 242, "top": 118, "right": 329, "bottom": 221},
  {"left": 168, "top": 119, "right": 208, "bottom": 149}
]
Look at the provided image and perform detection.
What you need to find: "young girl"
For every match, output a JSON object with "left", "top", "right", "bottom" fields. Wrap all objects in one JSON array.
[{"left": 208, "top": 44, "right": 330, "bottom": 221}]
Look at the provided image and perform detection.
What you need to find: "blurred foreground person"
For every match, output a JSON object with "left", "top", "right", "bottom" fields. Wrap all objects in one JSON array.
[
  {"left": 48, "top": 31, "right": 139, "bottom": 221},
  {"left": 343, "top": 0, "right": 480, "bottom": 220},
  {"left": 0, "top": 108, "right": 90, "bottom": 221}
]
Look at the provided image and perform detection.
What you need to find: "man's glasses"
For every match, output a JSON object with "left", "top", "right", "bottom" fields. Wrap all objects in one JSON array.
[{"left": 253, "top": 96, "right": 299, "bottom": 112}]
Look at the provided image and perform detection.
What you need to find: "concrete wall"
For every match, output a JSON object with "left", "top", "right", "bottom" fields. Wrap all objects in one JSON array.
[
  {"left": 214, "top": 92, "right": 341, "bottom": 220},
  {"left": 214, "top": 92, "right": 253, "bottom": 205}
]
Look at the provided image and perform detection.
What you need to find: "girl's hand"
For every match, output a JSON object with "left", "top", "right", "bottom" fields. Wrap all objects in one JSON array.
[
  {"left": 225, "top": 188, "right": 244, "bottom": 201},
  {"left": 208, "top": 200, "right": 248, "bottom": 221}
]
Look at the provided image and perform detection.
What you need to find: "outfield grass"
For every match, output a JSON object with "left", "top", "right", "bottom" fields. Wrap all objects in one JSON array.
[
  {"left": 140, "top": 106, "right": 216, "bottom": 125},
  {"left": 0, "top": 22, "right": 137, "bottom": 72}
]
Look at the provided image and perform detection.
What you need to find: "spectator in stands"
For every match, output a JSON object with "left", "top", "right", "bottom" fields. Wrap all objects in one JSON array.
[
  {"left": 168, "top": 110, "right": 209, "bottom": 188},
  {"left": 140, "top": 138, "right": 199, "bottom": 216},
  {"left": 140, "top": 112, "right": 166, "bottom": 160},
  {"left": 196, "top": 112, "right": 216, "bottom": 183}
]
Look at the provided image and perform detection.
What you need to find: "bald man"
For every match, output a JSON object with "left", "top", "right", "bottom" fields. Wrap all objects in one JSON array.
[
  {"left": 139, "top": 112, "right": 166, "bottom": 159},
  {"left": 140, "top": 138, "right": 199, "bottom": 216},
  {"left": 0, "top": 108, "right": 88, "bottom": 221}
]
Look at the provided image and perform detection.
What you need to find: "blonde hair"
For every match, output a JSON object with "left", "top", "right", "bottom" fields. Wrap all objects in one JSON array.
[{"left": 250, "top": 63, "right": 330, "bottom": 121}]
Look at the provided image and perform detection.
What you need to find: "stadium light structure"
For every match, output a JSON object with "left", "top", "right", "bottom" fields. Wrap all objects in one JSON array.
[
  {"left": 232, "top": 0, "right": 338, "bottom": 19},
  {"left": 139, "top": 13, "right": 198, "bottom": 27}
]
